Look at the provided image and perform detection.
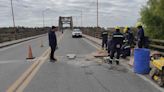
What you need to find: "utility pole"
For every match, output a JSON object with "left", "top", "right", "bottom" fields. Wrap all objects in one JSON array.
[
  {"left": 95, "top": 0, "right": 99, "bottom": 37},
  {"left": 97, "top": 0, "right": 99, "bottom": 28},
  {"left": 76, "top": 16, "right": 78, "bottom": 27},
  {"left": 51, "top": 18, "right": 53, "bottom": 26},
  {"left": 10, "top": 0, "right": 16, "bottom": 39},
  {"left": 81, "top": 10, "right": 83, "bottom": 27},
  {"left": 42, "top": 11, "right": 45, "bottom": 29}
]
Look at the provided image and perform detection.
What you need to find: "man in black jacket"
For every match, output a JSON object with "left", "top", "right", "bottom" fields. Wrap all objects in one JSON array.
[
  {"left": 136, "top": 23, "right": 145, "bottom": 48},
  {"left": 48, "top": 26, "right": 57, "bottom": 61}
]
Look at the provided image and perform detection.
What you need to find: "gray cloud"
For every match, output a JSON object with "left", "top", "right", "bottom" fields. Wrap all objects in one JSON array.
[{"left": 0, "top": 0, "right": 148, "bottom": 27}]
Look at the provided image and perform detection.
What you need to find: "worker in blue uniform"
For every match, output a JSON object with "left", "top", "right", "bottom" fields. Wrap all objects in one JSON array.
[
  {"left": 124, "top": 26, "right": 135, "bottom": 47},
  {"left": 48, "top": 26, "right": 57, "bottom": 62},
  {"left": 136, "top": 23, "right": 145, "bottom": 48},
  {"left": 121, "top": 26, "right": 135, "bottom": 58},
  {"left": 108, "top": 26, "right": 124, "bottom": 65},
  {"left": 101, "top": 30, "right": 108, "bottom": 50}
]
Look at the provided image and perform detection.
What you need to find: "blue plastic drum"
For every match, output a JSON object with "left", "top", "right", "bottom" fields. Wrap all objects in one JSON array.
[{"left": 134, "top": 48, "right": 150, "bottom": 74}]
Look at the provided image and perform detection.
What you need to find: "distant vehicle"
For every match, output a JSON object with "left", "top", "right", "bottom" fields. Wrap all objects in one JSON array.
[{"left": 72, "top": 29, "right": 82, "bottom": 38}]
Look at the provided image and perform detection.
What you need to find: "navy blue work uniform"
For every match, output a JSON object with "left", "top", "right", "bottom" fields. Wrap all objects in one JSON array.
[
  {"left": 122, "top": 31, "right": 132, "bottom": 58},
  {"left": 101, "top": 31, "right": 108, "bottom": 49},
  {"left": 110, "top": 30, "right": 124, "bottom": 64},
  {"left": 137, "top": 28, "right": 145, "bottom": 48},
  {"left": 124, "top": 30, "right": 134, "bottom": 47},
  {"left": 48, "top": 28, "right": 57, "bottom": 60},
  {"left": 107, "top": 38, "right": 112, "bottom": 55}
]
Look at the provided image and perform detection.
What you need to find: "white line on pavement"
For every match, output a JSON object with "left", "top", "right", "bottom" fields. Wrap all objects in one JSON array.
[{"left": 0, "top": 60, "right": 26, "bottom": 64}]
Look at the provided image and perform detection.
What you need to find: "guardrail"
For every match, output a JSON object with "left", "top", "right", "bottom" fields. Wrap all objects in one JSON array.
[
  {"left": 0, "top": 34, "right": 47, "bottom": 48},
  {"left": 82, "top": 29, "right": 164, "bottom": 53},
  {"left": 149, "top": 39, "right": 164, "bottom": 52}
]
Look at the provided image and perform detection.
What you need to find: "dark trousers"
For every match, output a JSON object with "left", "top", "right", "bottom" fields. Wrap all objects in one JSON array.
[
  {"left": 138, "top": 40, "right": 144, "bottom": 48},
  {"left": 102, "top": 40, "right": 108, "bottom": 48},
  {"left": 50, "top": 46, "right": 56, "bottom": 59},
  {"left": 110, "top": 48, "right": 121, "bottom": 59}
]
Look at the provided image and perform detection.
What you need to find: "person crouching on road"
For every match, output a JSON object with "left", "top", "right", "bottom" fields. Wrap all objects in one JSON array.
[
  {"left": 136, "top": 23, "right": 145, "bottom": 48},
  {"left": 48, "top": 26, "right": 57, "bottom": 62},
  {"left": 122, "top": 26, "right": 135, "bottom": 57},
  {"left": 101, "top": 30, "right": 108, "bottom": 50},
  {"left": 108, "top": 26, "right": 124, "bottom": 65},
  {"left": 123, "top": 26, "right": 135, "bottom": 47}
]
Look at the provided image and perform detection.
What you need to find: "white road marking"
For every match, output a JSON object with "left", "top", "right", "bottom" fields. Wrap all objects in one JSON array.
[
  {"left": 0, "top": 60, "right": 25, "bottom": 64},
  {"left": 82, "top": 38, "right": 100, "bottom": 50}
]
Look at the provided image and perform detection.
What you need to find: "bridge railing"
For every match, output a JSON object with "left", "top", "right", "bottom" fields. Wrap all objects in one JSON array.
[
  {"left": 82, "top": 29, "right": 164, "bottom": 53},
  {"left": 0, "top": 27, "right": 48, "bottom": 43},
  {"left": 149, "top": 39, "right": 164, "bottom": 52}
]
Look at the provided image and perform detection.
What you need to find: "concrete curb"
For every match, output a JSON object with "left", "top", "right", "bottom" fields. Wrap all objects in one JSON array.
[
  {"left": 0, "top": 34, "right": 47, "bottom": 49},
  {"left": 83, "top": 34, "right": 102, "bottom": 46}
]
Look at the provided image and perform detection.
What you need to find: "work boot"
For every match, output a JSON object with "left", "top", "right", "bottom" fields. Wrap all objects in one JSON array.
[
  {"left": 115, "top": 59, "right": 119, "bottom": 65},
  {"left": 52, "top": 58, "right": 57, "bottom": 61},
  {"left": 50, "top": 58, "right": 57, "bottom": 62},
  {"left": 106, "top": 57, "right": 112, "bottom": 64},
  {"left": 108, "top": 60, "right": 112, "bottom": 64},
  {"left": 105, "top": 47, "right": 108, "bottom": 51}
]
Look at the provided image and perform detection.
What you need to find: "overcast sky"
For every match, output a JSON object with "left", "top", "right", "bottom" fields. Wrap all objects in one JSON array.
[{"left": 0, "top": 0, "right": 148, "bottom": 27}]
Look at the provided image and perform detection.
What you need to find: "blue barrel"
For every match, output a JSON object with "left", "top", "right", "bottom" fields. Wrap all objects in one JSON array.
[{"left": 134, "top": 48, "right": 150, "bottom": 74}]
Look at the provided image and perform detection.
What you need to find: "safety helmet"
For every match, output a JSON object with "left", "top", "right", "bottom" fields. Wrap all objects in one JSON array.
[
  {"left": 136, "top": 22, "right": 142, "bottom": 28},
  {"left": 123, "top": 26, "right": 129, "bottom": 33},
  {"left": 125, "top": 26, "right": 129, "bottom": 29},
  {"left": 123, "top": 28, "right": 128, "bottom": 33},
  {"left": 115, "top": 26, "right": 120, "bottom": 30}
]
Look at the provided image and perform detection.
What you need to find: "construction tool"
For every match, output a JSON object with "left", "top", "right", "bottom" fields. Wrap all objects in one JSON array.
[{"left": 150, "top": 53, "right": 164, "bottom": 87}]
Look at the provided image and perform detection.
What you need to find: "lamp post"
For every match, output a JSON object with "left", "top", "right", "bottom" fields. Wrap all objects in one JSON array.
[
  {"left": 10, "top": 0, "right": 16, "bottom": 39},
  {"left": 81, "top": 10, "right": 83, "bottom": 27},
  {"left": 97, "top": 0, "right": 99, "bottom": 28},
  {"left": 76, "top": 16, "right": 78, "bottom": 27},
  {"left": 42, "top": 8, "right": 50, "bottom": 29},
  {"left": 42, "top": 11, "right": 45, "bottom": 28}
]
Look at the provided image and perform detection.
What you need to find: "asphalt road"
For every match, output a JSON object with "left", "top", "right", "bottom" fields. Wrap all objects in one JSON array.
[
  {"left": 0, "top": 33, "right": 52, "bottom": 91},
  {"left": 24, "top": 30, "right": 161, "bottom": 92}
]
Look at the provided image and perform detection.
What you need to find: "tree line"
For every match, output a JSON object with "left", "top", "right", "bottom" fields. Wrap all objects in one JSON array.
[{"left": 140, "top": 0, "right": 164, "bottom": 39}]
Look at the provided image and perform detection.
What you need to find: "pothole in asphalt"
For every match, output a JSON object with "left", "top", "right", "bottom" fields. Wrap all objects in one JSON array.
[
  {"left": 66, "top": 54, "right": 76, "bottom": 59},
  {"left": 62, "top": 54, "right": 102, "bottom": 67},
  {"left": 60, "top": 54, "right": 128, "bottom": 73}
]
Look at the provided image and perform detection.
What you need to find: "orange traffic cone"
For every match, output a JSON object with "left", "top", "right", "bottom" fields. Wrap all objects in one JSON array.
[{"left": 26, "top": 45, "right": 35, "bottom": 59}]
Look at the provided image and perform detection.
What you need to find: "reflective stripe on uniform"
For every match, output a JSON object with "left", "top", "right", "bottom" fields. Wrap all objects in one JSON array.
[
  {"left": 124, "top": 46, "right": 130, "bottom": 49},
  {"left": 102, "top": 32, "right": 108, "bottom": 34},
  {"left": 123, "top": 40, "right": 128, "bottom": 42},
  {"left": 113, "top": 35, "right": 124, "bottom": 38},
  {"left": 104, "top": 57, "right": 112, "bottom": 60}
]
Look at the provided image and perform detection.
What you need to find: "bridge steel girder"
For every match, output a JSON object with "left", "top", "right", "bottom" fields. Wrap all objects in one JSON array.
[{"left": 58, "top": 16, "right": 73, "bottom": 31}]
